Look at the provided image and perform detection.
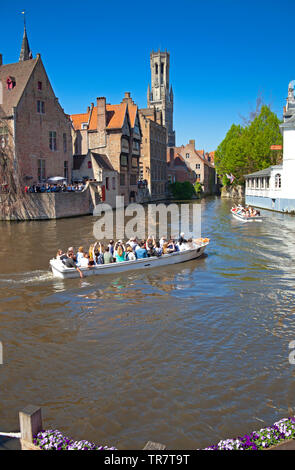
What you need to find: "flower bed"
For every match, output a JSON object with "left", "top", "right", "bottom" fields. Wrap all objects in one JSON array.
[
  {"left": 33, "top": 430, "right": 117, "bottom": 450},
  {"left": 203, "top": 417, "right": 295, "bottom": 450}
]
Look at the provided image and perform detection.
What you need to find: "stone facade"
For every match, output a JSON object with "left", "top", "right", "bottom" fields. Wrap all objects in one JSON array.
[
  {"left": 0, "top": 32, "right": 73, "bottom": 186},
  {"left": 139, "top": 110, "right": 167, "bottom": 200},
  {"left": 71, "top": 92, "right": 142, "bottom": 204},
  {"left": 0, "top": 190, "right": 93, "bottom": 220},
  {"left": 72, "top": 152, "right": 118, "bottom": 208},
  {"left": 147, "top": 50, "right": 175, "bottom": 147}
]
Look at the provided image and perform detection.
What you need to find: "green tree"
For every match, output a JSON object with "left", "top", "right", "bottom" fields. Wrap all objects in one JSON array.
[
  {"left": 215, "top": 105, "right": 282, "bottom": 183},
  {"left": 169, "top": 181, "right": 196, "bottom": 200}
]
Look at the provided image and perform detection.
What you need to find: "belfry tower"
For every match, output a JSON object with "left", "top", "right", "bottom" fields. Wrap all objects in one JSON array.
[{"left": 147, "top": 50, "right": 175, "bottom": 147}]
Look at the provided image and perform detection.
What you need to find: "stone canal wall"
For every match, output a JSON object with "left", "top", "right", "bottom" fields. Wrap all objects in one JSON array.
[
  {"left": 221, "top": 184, "right": 245, "bottom": 199},
  {"left": 0, "top": 191, "right": 93, "bottom": 221}
]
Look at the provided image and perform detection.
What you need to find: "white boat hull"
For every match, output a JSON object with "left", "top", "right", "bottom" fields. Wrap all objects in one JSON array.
[
  {"left": 231, "top": 209, "right": 263, "bottom": 222},
  {"left": 50, "top": 244, "right": 208, "bottom": 279}
]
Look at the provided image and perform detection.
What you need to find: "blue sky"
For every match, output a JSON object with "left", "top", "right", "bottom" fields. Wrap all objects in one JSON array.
[{"left": 1, "top": 0, "right": 294, "bottom": 152}]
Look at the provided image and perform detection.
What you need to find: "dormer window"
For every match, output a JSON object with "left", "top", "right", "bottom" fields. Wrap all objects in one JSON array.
[
  {"left": 81, "top": 123, "right": 88, "bottom": 130},
  {"left": 6, "top": 76, "right": 16, "bottom": 90}
]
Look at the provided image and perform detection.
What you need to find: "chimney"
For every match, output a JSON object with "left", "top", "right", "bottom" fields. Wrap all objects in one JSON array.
[
  {"left": 0, "top": 54, "right": 2, "bottom": 66},
  {"left": 189, "top": 139, "right": 195, "bottom": 149},
  {"left": 97, "top": 97, "right": 106, "bottom": 131}
]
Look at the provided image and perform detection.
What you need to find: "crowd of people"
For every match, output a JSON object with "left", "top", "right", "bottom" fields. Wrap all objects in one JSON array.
[
  {"left": 56, "top": 234, "right": 200, "bottom": 278},
  {"left": 232, "top": 205, "right": 261, "bottom": 217},
  {"left": 25, "top": 183, "right": 85, "bottom": 193}
]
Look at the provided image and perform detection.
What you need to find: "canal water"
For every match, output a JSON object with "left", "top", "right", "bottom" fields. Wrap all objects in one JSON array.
[{"left": 1, "top": 196, "right": 295, "bottom": 450}]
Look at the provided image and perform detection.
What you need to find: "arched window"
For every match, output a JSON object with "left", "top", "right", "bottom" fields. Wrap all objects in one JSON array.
[
  {"left": 155, "top": 63, "right": 158, "bottom": 74},
  {"left": 275, "top": 173, "right": 281, "bottom": 189}
]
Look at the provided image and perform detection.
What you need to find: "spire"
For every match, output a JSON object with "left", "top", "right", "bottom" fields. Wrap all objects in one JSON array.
[{"left": 19, "top": 12, "right": 32, "bottom": 61}]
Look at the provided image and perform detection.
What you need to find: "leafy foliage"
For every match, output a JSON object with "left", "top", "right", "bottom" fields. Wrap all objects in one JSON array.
[
  {"left": 215, "top": 105, "right": 283, "bottom": 184},
  {"left": 169, "top": 181, "right": 196, "bottom": 200}
]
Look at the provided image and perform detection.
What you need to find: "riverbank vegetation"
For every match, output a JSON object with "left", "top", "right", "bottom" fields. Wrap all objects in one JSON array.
[
  {"left": 169, "top": 181, "right": 197, "bottom": 200},
  {"left": 215, "top": 104, "right": 283, "bottom": 185}
]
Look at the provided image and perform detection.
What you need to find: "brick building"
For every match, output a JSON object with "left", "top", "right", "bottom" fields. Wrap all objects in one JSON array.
[
  {"left": 71, "top": 92, "right": 142, "bottom": 203},
  {"left": 167, "top": 148, "right": 196, "bottom": 184},
  {"left": 169, "top": 140, "right": 217, "bottom": 194},
  {"left": 0, "top": 27, "right": 73, "bottom": 185},
  {"left": 139, "top": 108, "right": 167, "bottom": 200}
]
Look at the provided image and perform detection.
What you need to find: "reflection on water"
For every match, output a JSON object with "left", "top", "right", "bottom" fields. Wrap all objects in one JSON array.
[{"left": 1, "top": 197, "right": 295, "bottom": 449}]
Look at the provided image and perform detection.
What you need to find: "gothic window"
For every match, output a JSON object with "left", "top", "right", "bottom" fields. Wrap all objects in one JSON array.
[
  {"left": 64, "top": 161, "right": 68, "bottom": 180},
  {"left": 38, "top": 159, "right": 46, "bottom": 182},
  {"left": 37, "top": 100, "right": 45, "bottom": 114},
  {"left": 155, "top": 63, "right": 158, "bottom": 74},
  {"left": 275, "top": 173, "right": 281, "bottom": 189},
  {"left": 49, "top": 131, "right": 57, "bottom": 151},
  {"left": 120, "top": 173, "right": 125, "bottom": 186},
  {"left": 38, "top": 81, "right": 42, "bottom": 91},
  {"left": 161, "top": 63, "right": 164, "bottom": 74},
  {"left": 63, "top": 133, "right": 67, "bottom": 153},
  {"left": 130, "top": 174, "right": 137, "bottom": 185}
]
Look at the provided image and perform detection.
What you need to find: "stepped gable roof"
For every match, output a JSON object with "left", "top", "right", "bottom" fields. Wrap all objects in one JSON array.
[
  {"left": 91, "top": 152, "right": 114, "bottom": 171},
  {"left": 0, "top": 58, "right": 38, "bottom": 116}
]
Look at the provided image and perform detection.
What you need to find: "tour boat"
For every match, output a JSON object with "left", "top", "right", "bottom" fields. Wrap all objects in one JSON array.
[
  {"left": 231, "top": 208, "right": 263, "bottom": 222},
  {"left": 49, "top": 241, "right": 209, "bottom": 279}
]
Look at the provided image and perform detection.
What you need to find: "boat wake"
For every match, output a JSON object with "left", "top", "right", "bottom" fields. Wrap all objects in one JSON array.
[{"left": 0, "top": 269, "right": 53, "bottom": 286}]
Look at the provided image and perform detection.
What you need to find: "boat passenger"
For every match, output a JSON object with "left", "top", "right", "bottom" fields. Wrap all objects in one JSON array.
[
  {"left": 162, "top": 242, "right": 169, "bottom": 254},
  {"left": 160, "top": 236, "right": 167, "bottom": 248},
  {"left": 147, "top": 241, "right": 157, "bottom": 257},
  {"left": 166, "top": 239, "right": 176, "bottom": 253},
  {"left": 103, "top": 246, "right": 114, "bottom": 264},
  {"left": 128, "top": 237, "right": 138, "bottom": 251},
  {"left": 76, "top": 246, "right": 84, "bottom": 265},
  {"left": 125, "top": 245, "right": 136, "bottom": 261},
  {"left": 178, "top": 232, "right": 187, "bottom": 245},
  {"left": 63, "top": 251, "right": 84, "bottom": 278},
  {"left": 79, "top": 253, "right": 90, "bottom": 268},
  {"left": 56, "top": 249, "right": 67, "bottom": 261},
  {"left": 88, "top": 244, "right": 95, "bottom": 266},
  {"left": 108, "top": 240, "right": 115, "bottom": 256},
  {"left": 154, "top": 241, "right": 162, "bottom": 257},
  {"left": 114, "top": 243, "right": 126, "bottom": 263},
  {"left": 135, "top": 241, "right": 148, "bottom": 259},
  {"left": 94, "top": 242, "right": 104, "bottom": 265}
]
